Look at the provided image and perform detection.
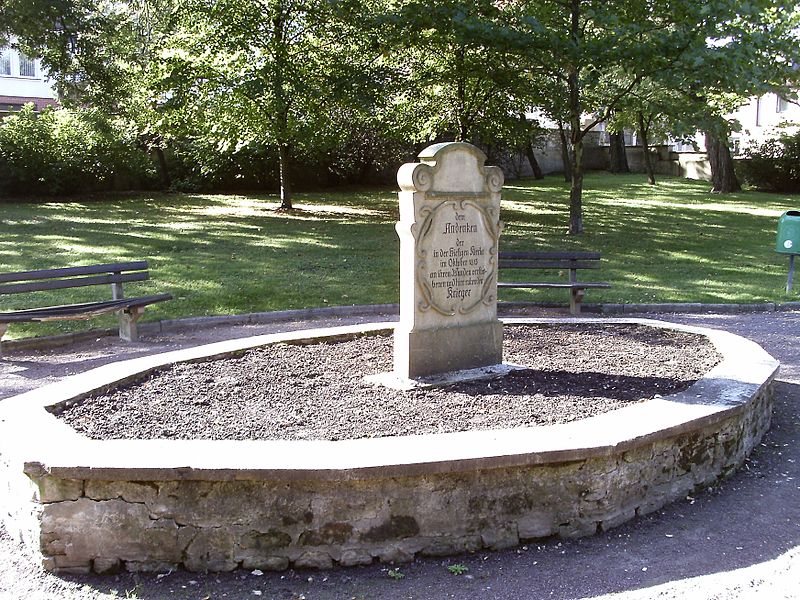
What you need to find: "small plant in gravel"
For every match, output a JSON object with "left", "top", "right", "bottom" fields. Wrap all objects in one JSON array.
[
  {"left": 387, "top": 568, "right": 405, "bottom": 580},
  {"left": 447, "top": 563, "right": 469, "bottom": 575},
  {"left": 123, "top": 586, "right": 142, "bottom": 599}
]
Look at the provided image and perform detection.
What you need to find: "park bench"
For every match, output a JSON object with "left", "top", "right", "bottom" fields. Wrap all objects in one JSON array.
[
  {"left": 498, "top": 251, "right": 611, "bottom": 315},
  {"left": 0, "top": 261, "right": 172, "bottom": 347}
]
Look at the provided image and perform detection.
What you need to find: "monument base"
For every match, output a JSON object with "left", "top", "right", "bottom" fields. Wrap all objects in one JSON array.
[
  {"left": 393, "top": 320, "right": 503, "bottom": 380},
  {"left": 365, "top": 361, "right": 526, "bottom": 391}
]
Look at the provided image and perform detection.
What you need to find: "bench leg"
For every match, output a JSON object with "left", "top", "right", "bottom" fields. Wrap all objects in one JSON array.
[
  {"left": 569, "top": 289, "right": 585, "bottom": 315},
  {"left": 118, "top": 307, "right": 144, "bottom": 342},
  {"left": 0, "top": 323, "right": 6, "bottom": 357}
]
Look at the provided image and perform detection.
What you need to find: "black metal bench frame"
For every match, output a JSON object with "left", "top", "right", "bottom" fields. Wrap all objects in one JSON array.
[
  {"left": 0, "top": 261, "right": 172, "bottom": 348},
  {"left": 498, "top": 251, "right": 611, "bottom": 315}
]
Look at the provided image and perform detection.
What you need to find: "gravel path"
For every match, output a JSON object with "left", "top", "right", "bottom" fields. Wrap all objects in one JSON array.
[
  {"left": 58, "top": 324, "right": 719, "bottom": 441},
  {"left": 1, "top": 309, "right": 798, "bottom": 600}
]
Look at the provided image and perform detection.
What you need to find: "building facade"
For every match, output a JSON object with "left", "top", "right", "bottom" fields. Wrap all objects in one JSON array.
[
  {"left": 0, "top": 41, "right": 57, "bottom": 116},
  {"left": 728, "top": 92, "right": 800, "bottom": 154}
]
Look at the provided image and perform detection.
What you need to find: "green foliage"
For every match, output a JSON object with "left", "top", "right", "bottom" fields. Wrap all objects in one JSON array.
[
  {"left": 447, "top": 564, "right": 469, "bottom": 575},
  {"left": 740, "top": 131, "right": 800, "bottom": 193},
  {"left": 387, "top": 568, "right": 405, "bottom": 580},
  {"left": 0, "top": 105, "right": 155, "bottom": 196}
]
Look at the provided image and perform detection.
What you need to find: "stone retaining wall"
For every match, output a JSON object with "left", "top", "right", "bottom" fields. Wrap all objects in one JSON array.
[{"left": 0, "top": 320, "right": 779, "bottom": 574}]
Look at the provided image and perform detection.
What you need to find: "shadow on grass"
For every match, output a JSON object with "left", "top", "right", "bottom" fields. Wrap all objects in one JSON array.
[{"left": 2, "top": 173, "right": 798, "bottom": 339}]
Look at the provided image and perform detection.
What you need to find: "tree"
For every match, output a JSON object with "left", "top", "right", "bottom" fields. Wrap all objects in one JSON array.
[
  {"left": 505, "top": 0, "right": 694, "bottom": 233},
  {"left": 0, "top": 0, "right": 181, "bottom": 186},
  {"left": 506, "top": 0, "right": 800, "bottom": 231},
  {"left": 155, "top": 0, "right": 369, "bottom": 208},
  {"left": 607, "top": 132, "right": 630, "bottom": 174},
  {"left": 3, "top": 0, "right": 380, "bottom": 204},
  {"left": 645, "top": 2, "right": 800, "bottom": 192},
  {"left": 378, "top": 0, "right": 532, "bottom": 152}
]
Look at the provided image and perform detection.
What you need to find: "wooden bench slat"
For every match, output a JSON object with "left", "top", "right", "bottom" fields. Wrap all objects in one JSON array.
[
  {"left": 0, "top": 294, "right": 173, "bottom": 323},
  {"left": 498, "top": 251, "right": 602, "bottom": 261},
  {"left": 0, "top": 261, "right": 149, "bottom": 284},
  {"left": 498, "top": 282, "right": 611, "bottom": 289},
  {"left": 497, "top": 249, "right": 609, "bottom": 315},
  {"left": 0, "top": 271, "right": 149, "bottom": 295},
  {"left": 498, "top": 260, "right": 601, "bottom": 270}
]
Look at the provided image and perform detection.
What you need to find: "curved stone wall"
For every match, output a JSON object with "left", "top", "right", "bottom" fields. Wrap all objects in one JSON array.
[{"left": 0, "top": 319, "right": 779, "bottom": 574}]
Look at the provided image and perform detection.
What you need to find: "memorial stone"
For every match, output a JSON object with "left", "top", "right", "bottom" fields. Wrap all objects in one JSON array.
[{"left": 393, "top": 142, "right": 504, "bottom": 380}]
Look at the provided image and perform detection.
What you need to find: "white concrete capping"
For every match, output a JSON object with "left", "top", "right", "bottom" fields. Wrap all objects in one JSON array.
[{"left": 0, "top": 318, "right": 779, "bottom": 483}]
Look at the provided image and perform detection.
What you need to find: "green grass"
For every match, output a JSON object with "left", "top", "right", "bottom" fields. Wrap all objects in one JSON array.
[{"left": 1, "top": 173, "right": 797, "bottom": 340}]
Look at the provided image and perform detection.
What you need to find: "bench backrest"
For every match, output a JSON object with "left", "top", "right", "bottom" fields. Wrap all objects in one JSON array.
[
  {"left": 498, "top": 251, "right": 601, "bottom": 271},
  {"left": 0, "top": 261, "right": 150, "bottom": 295}
]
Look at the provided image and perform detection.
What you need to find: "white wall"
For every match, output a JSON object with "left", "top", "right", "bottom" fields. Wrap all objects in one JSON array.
[
  {"left": 728, "top": 93, "right": 800, "bottom": 152},
  {"left": 0, "top": 40, "right": 57, "bottom": 109}
]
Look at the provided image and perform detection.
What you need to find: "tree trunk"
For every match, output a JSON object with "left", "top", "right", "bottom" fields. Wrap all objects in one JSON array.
[
  {"left": 705, "top": 131, "right": 741, "bottom": 193},
  {"left": 569, "top": 135, "right": 584, "bottom": 234},
  {"left": 608, "top": 132, "right": 630, "bottom": 173},
  {"left": 637, "top": 112, "right": 656, "bottom": 185},
  {"left": 518, "top": 113, "right": 544, "bottom": 180},
  {"left": 567, "top": 0, "right": 584, "bottom": 234},
  {"left": 524, "top": 144, "right": 544, "bottom": 180},
  {"left": 153, "top": 146, "right": 171, "bottom": 189},
  {"left": 278, "top": 143, "right": 293, "bottom": 209},
  {"left": 558, "top": 122, "right": 571, "bottom": 183}
]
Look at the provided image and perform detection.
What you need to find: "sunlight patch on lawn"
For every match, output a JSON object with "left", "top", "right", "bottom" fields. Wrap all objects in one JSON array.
[
  {"left": 500, "top": 199, "right": 562, "bottom": 215},
  {"left": 159, "top": 221, "right": 206, "bottom": 232},
  {"left": 594, "top": 196, "right": 784, "bottom": 217},
  {"left": 179, "top": 196, "right": 385, "bottom": 220}
]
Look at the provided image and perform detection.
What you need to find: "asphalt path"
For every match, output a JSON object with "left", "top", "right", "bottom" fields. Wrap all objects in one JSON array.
[{"left": 0, "top": 310, "right": 798, "bottom": 600}]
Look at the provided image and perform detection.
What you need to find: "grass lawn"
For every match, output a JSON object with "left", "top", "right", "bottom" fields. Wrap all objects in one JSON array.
[{"left": 0, "top": 172, "right": 797, "bottom": 339}]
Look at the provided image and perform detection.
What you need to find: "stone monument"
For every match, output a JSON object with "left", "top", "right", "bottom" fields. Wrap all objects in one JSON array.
[{"left": 393, "top": 142, "right": 504, "bottom": 381}]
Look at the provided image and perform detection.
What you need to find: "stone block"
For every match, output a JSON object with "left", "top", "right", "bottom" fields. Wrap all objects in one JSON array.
[
  {"left": 294, "top": 550, "right": 333, "bottom": 569},
  {"left": 238, "top": 529, "right": 292, "bottom": 553},
  {"left": 393, "top": 142, "right": 504, "bottom": 380},
  {"left": 395, "top": 321, "right": 504, "bottom": 379},
  {"left": 184, "top": 528, "right": 238, "bottom": 572},
  {"left": 481, "top": 525, "right": 519, "bottom": 550},
  {"left": 85, "top": 480, "right": 158, "bottom": 504},
  {"left": 300, "top": 522, "right": 354, "bottom": 546},
  {"left": 125, "top": 561, "right": 179, "bottom": 573},
  {"left": 53, "top": 554, "right": 92, "bottom": 573},
  {"left": 339, "top": 549, "right": 373, "bottom": 567},
  {"left": 92, "top": 557, "right": 121, "bottom": 574},
  {"left": 378, "top": 545, "right": 414, "bottom": 564},
  {"left": 34, "top": 476, "right": 83, "bottom": 503},
  {"left": 517, "top": 513, "right": 557, "bottom": 540},
  {"left": 419, "top": 534, "right": 481, "bottom": 557},
  {"left": 241, "top": 556, "right": 290, "bottom": 571},
  {"left": 40, "top": 498, "right": 181, "bottom": 565}
]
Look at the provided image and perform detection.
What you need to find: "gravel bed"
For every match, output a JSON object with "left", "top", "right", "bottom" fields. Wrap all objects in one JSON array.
[{"left": 58, "top": 324, "right": 721, "bottom": 441}]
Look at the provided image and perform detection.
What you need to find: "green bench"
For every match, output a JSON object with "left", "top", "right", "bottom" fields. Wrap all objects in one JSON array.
[
  {"left": 0, "top": 261, "right": 172, "bottom": 348},
  {"left": 498, "top": 251, "right": 611, "bottom": 315}
]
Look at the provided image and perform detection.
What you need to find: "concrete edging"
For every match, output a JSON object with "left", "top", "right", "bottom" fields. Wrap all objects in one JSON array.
[
  {"left": 3, "top": 300, "right": 800, "bottom": 353},
  {"left": 0, "top": 318, "right": 780, "bottom": 574}
]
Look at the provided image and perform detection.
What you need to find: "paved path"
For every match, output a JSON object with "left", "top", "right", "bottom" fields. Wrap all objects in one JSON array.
[{"left": 1, "top": 311, "right": 798, "bottom": 600}]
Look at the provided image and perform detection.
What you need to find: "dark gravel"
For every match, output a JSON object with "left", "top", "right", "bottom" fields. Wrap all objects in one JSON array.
[{"left": 58, "top": 324, "right": 721, "bottom": 441}]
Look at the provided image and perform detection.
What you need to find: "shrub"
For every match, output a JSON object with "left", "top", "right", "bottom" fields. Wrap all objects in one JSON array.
[
  {"left": 739, "top": 129, "right": 800, "bottom": 193},
  {"left": 0, "top": 105, "right": 156, "bottom": 196}
]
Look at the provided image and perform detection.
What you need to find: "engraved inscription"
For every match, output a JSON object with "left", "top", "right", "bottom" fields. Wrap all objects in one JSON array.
[{"left": 416, "top": 198, "right": 498, "bottom": 315}]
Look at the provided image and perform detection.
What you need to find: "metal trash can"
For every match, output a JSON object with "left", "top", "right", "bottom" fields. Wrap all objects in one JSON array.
[
  {"left": 776, "top": 210, "right": 800, "bottom": 291},
  {"left": 776, "top": 210, "right": 800, "bottom": 254}
]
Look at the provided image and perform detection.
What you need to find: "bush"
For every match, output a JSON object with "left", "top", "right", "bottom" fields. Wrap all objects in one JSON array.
[
  {"left": 739, "top": 130, "right": 800, "bottom": 193},
  {"left": 0, "top": 105, "right": 156, "bottom": 196}
]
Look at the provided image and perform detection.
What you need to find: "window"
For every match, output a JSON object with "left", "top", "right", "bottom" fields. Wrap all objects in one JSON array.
[
  {"left": 0, "top": 47, "right": 11, "bottom": 76},
  {"left": 777, "top": 95, "right": 790, "bottom": 113},
  {"left": 755, "top": 96, "right": 762, "bottom": 127},
  {"left": 18, "top": 52, "right": 36, "bottom": 77}
]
